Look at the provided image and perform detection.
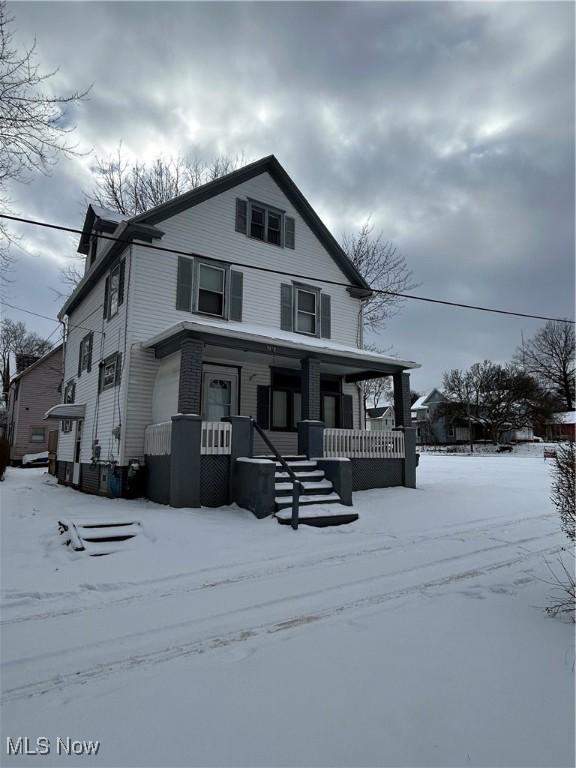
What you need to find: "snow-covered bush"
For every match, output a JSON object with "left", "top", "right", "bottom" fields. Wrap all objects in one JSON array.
[{"left": 551, "top": 442, "right": 575, "bottom": 542}]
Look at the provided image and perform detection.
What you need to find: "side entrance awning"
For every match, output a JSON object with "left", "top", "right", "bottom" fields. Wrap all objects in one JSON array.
[{"left": 44, "top": 404, "right": 86, "bottom": 421}]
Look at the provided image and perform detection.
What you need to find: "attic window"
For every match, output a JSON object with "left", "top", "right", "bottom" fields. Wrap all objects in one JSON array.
[
  {"left": 249, "top": 201, "right": 283, "bottom": 246},
  {"left": 89, "top": 235, "right": 98, "bottom": 266}
]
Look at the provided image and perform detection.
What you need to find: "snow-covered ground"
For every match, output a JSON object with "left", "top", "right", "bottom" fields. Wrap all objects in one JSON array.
[{"left": 1, "top": 457, "right": 574, "bottom": 767}]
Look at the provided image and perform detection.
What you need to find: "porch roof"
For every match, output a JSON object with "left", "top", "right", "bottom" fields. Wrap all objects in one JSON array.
[
  {"left": 142, "top": 318, "right": 420, "bottom": 376},
  {"left": 44, "top": 403, "right": 86, "bottom": 421}
]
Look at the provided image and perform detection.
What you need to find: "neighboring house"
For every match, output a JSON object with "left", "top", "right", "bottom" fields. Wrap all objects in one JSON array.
[
  {"left": 6, "top": 346, "right": 63, "bottom": 465},
  {"left": 366, "top": 405, "right": 395, "bottom": 431},
  {"left": 46, "top": 156, "right": 420, "bottom": 517},
  {"left": 410, "top": 389, "right": 457, "bottom": 445},
  {"left": 545, "top": 411, "right": 576, "bottom": 441}
]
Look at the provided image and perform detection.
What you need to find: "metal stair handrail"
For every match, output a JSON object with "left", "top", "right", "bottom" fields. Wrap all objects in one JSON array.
[{"left": 250, "top": 417, "right": 302, "bottom": 530}]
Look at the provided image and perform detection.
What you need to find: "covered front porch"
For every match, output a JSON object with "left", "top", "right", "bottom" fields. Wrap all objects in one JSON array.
[{"left": 142, "top": 318, "right": 419, "bottom": 518}]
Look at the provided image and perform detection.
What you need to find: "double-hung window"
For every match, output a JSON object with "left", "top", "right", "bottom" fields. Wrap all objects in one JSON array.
[
  {"left": 62, "top": 380, "right": 75, "bottom": 433},
  {"left": 30, "top": 426, "right": 46, "bottom": 444},
  {"left": 99, "top": 352, "right": 121, "bottom": 392},
  {"left": 250, "top": 202, "right": 283, "bottom": 246},
  {"left": 78, "top": 333, "right": 93, "bottom": 375},
  {"left": 197, "top": 263, "right": 226, "bottom": 317},
  {"left": 295, "top": 288, "right": 317, "bottom": 335},
  {"left": 108, "top": 264, "right": 121, "bottom": 318}
]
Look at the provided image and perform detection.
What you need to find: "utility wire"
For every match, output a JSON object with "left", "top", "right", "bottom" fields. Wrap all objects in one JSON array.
[
  {"left": 1, "top": 299, "right": 105, "bottom": 335},
  {"left": 1, "top": 212, "right": 574, "bottom": 325}
]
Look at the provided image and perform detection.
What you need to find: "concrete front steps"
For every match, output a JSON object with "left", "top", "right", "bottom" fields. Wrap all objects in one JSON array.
[{"left": 256, "top": 455, "right": 358, "bottom": 527}]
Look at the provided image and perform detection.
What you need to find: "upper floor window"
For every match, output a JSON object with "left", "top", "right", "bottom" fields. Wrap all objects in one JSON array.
[
  {"left": 197, "top": 263, "right": 225, "bottom": 317},
  {"left": 62, "top": 380, "right": 75, "bottom": 433},
  {"left": 104, "top": 259, "right": 125, "bottom": 320},
  {"left": 235, "top": 198, "right": 295, "bottom": 249},
  {"left": 78, "top": 332, "right": 93, "bottom": 376},
  {"left": 176, "top": 256, "right": 243, "bottom": 322},
  {"left": 295, "top": 288, "right": 317, "bottom": 335}
]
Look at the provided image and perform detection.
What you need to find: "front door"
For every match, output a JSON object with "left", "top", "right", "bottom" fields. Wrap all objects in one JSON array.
[{"left": 202, "top": 366, "right": 239, "bottom": 421}]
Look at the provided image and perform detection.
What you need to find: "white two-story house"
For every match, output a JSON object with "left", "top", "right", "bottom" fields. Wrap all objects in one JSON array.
[{"left": 47, "top": 156, "right": 419, "bottom": 518}]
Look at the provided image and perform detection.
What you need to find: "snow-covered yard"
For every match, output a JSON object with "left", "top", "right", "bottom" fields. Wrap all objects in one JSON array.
[{"left": 1, "top": 456, "right": 574, "bottom": 767}]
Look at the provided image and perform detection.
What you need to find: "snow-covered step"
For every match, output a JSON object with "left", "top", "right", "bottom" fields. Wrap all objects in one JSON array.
[
  {"left": 273, "top": 460, "right": 318, "bottom": 470},
  {"left": 275, "top": 505, "right": 359, "bottom": 527},
  {"left": 275, "top": 492, "right": 342, "bottom": 509},
  {"left": 76, "top": 523, "right": 141, "bottom": 542},
  {"left": 274, "top": 479, "right": 333, "bottom": 493},
  {"left": 275, "top": 469, "right": 325, "bottom": 479}
]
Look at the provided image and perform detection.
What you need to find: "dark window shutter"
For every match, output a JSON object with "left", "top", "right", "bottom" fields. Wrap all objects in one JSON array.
[
  {"left": 320, "top": 293, "right": 331, "bottom": 339},
  {"left": 118, "top": 259, "right": 126, "bottom": 306},
  {"left": 230, "top": 270, "right": 243, "bottom": 322},
  {"left": 280, "top": 283, "right": 293, "bottom": 332},
  {"left": 256, "top": 385, "right": 270, "bottom": 430},
  {"left": 77, "top": 342, "right": 83, "bottom": 377},
  {"left": 71, "top": 382, "right": 76, "bottom": 403},
  {"left": 235, "top": 199, "right": 247, "bottom": 234},
  {"left": 87, "top": 333, "right": 93, "bottom": 373},
  {"left": 176, "top": 256, "right": 193, "bottom": 311},
  {"left": 98, "top": 363, "right": 104, "bottom": 393},
  {"left": 103, "top": 276, "right": 110, "bottom": 319},
  {"left": 115, "top": 353, "right": 122, "bottom": 385},
  {"left": 342, "top": 394, "right": 354, "bottom": 429},
  {"left": 285, "top": 216, "right": 295, "bottom": 249}
]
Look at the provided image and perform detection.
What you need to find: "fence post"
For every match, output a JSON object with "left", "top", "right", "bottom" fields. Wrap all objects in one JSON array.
[{"left": 170, "top": 414, "right": 202, "bottom": 508}]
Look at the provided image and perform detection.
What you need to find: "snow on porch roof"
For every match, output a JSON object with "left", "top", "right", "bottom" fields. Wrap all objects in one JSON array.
[
  {"left": 143, "top": 317, "right": 420, "bottom": 371},
  {"left": 44, "top": 403, "right": 86, "bottom": 421}
]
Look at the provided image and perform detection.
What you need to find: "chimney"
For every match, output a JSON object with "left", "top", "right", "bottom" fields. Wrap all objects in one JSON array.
[{"left": 15, "top": 353, "right": 40, "bottom": 374}]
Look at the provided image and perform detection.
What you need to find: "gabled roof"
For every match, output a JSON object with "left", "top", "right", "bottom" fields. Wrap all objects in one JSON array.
[
  {"left": 131, "top": 155, "right": 372, "bottom": 295},
  {"left": 366, "top": 405, "right": 394, "bottom": 419},
  {"left": 63, "top": 156, "right": 373, "bottom": 320},
  {"left": 412, "top": 389, "right": 445, "bottom": 409},
  {"left": 77, "top": 205, "right": 131, "bottom": 255},
  {"left": 10, "top": 344, "right": 62, "bottom": 384}
]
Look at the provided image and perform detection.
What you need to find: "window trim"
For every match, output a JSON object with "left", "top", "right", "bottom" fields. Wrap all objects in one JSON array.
[
  {"left": 196, "top": 262, "right": 227, "bottom": 319},
  {"left": 248, "top": 199, "right": 285, "bottom": 247}
]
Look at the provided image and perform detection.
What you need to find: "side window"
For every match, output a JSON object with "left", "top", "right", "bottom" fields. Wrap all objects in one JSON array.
[
  {"left": 99, "top": 352, "right": 122, "bottom": 392},
  {"left": 30, "top": 426, "right": 46, "bottom": 444},
  {"left": 62, "top": 380, "right": 75, "bottom": 433},
  {"left": 104, "top": 259, "right": 125, "bottom": 320},
  {"left": 78, "top": 332, "right": 93, "bottom": 376}
]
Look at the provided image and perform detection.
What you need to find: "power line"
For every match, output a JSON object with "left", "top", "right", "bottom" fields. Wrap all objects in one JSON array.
[
  {"left": 1, "top": 212, "right": 574, "bottom": 325},
  {"left": 1, "top": 300, "right": 104, "bottom": 335}
]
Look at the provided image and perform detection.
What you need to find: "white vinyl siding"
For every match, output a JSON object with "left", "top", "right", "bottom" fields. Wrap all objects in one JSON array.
[{"left": 58, "top": 251, "right": 131, "bottom": 465}]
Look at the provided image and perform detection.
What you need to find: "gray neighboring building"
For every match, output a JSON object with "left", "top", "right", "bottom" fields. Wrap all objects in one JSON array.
[{"left": 6, "top": 346, "right": 63, "bottom": 465}]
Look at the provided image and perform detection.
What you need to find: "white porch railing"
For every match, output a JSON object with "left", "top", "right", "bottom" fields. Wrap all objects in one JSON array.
[
  {"left": 201, "top": 421, "right": 232, "bottom": 455},
  {"left": 324, "top": 428, "right": 405, "bottom": 458},
  {"left": 144, "top": 421, "right": 172, "bottom": 456}
]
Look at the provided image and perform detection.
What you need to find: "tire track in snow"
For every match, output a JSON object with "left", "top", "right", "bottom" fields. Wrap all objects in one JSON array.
[
  {"left": 1, "top": 539, "right": 561, "bottom": 703},
  {"left": 0, "top": 513, "right": 557, "bottom": 626}
]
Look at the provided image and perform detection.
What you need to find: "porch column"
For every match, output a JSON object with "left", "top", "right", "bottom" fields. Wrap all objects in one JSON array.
[
  {"left": 178, "top": 339, "right": 204, "bottom": 414},
  {"left": 301, "top": 357, "right": 321, "bottom": 421},
  {"left": 393, "top": 371, "right": 411, "bottom": 427}
]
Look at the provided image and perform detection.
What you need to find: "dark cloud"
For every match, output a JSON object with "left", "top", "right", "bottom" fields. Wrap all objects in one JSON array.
[{"left": 4, "top": 1, "right": 574, "bottom": 390}]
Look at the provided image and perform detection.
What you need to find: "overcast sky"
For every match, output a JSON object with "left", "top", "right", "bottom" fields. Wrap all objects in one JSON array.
[{"left": 4, "top": 1, "right": 574, "bottom": 393}]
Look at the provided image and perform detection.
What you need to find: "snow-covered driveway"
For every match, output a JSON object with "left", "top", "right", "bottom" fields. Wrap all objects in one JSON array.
[{"left": 1, "top": 457, "right": 574, "bottom": 767}]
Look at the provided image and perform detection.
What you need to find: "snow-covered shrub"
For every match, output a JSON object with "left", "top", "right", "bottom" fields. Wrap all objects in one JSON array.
[{"left": 551, "top": 442, "right": 575, "bottom": 542}]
